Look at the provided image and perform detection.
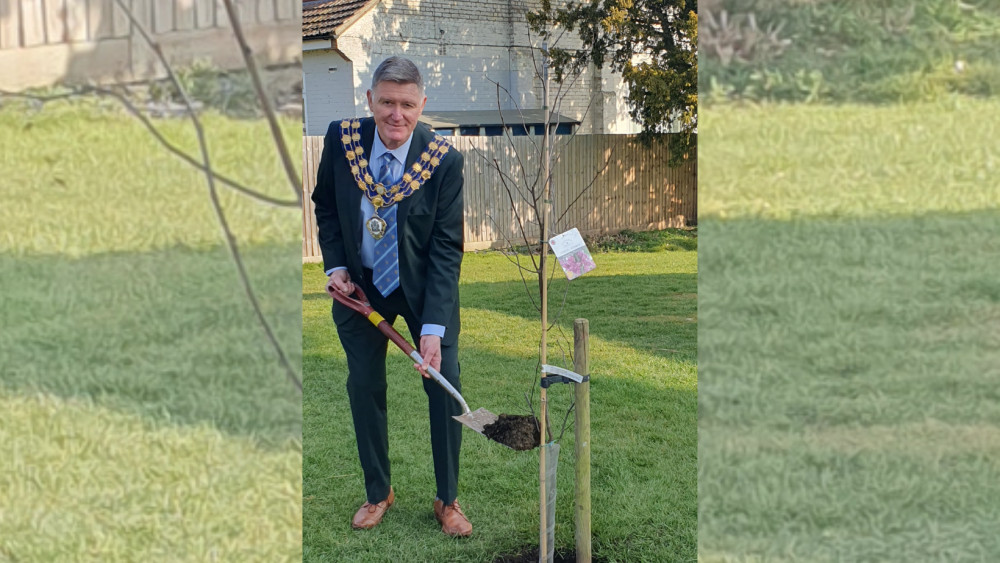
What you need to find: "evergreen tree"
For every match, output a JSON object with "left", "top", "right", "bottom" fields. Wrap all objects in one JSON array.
[{"left": 528, "top": 0, "right": 697, "bottom": 163}]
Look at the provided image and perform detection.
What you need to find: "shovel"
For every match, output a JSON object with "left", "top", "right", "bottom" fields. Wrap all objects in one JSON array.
[{"left": 330, "top": 285, "right": 503, "bottom": 440}]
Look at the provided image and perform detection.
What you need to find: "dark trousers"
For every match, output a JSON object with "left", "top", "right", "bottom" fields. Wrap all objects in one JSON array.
[{"left": 333, "top": 269, "right": 462, "bottom": 505}]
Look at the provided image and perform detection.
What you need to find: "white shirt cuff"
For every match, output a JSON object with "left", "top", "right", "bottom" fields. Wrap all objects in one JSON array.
[
  {"left": 325, "top": 266, "right": 347, "bottom": 276},
  {"left": 421, "top": 324, "right": 446, "bottom": 338}
]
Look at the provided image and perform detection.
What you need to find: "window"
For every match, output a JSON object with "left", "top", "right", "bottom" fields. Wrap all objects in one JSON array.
[
  {"left": 431, "top": 122, "right": 577, "bottom": 137},
  {"left": 533, "top": 123, "right": 575, "bottom": 135}
]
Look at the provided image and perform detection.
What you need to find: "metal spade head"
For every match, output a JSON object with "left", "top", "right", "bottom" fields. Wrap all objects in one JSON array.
[{"left": 453, "top": 407, "right": 499, "bottom": 434}]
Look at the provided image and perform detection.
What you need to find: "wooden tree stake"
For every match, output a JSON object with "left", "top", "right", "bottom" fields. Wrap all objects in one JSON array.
[{"left": 574, "top": 318, "right": 591, "bottom": 562}]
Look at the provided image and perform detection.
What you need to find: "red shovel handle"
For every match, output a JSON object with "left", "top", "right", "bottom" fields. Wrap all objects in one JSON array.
[
  {"left": 331, "top": 286, "right": 416, "bottom": 357},
  {"left": 331, "top": 285, "right": 373, "bottom": 315},
  {"left": 328, "top": 281, "right": 472, "bottom": 414}
]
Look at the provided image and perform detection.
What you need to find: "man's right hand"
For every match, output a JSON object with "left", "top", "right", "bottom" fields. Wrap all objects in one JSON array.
[{"left": 326, "top": 269, "right": 355, "bottom": 297}]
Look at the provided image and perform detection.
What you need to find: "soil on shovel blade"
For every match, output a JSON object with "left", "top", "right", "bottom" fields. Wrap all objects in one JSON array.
[
  {"left": 482, "top": 414, "right": 540, "bottom": 450},
  {"left": 493, "top": 548, "right": 608, "bottom": 563}
]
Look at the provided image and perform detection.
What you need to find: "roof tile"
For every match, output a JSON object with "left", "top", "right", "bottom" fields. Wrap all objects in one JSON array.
[{"left": 303, "top": 0, "right": 373, "bottom": 39}]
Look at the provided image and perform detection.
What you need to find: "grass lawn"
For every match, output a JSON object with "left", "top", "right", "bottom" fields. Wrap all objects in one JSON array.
[
  {"left": 0, "top": 99, "right": 303, "bottom": 560},
  {"left": 698, "top": 99, "right": 1000, "bottom": 561},
  {"left": 302, "top": 246, "right": 697, "bottom": 561}
]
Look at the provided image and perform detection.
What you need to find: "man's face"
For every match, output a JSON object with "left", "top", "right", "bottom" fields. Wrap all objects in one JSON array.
[{"left": 367, "top": 81, "right": 427, "bottom": 150}]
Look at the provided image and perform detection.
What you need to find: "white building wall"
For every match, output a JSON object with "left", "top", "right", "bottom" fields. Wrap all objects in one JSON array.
[
  {"left": 1, "top": 0, "right": 300, "bottom": 91},
  {"left": 608, "top": 70, "right": 643, "bottom": 134},
  {"left": 303, "top": 47, "right": 356, "bottom": 135},
  {"left": 305, "top": 0, "right": 639, "bottom": 134}
]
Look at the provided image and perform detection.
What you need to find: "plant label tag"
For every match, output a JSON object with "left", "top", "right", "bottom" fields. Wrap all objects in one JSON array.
[{"left": 548, "top": 228, "right": 596, "bottom": 280}]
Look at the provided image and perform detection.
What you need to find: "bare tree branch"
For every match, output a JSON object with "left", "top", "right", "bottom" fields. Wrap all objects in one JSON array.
[
  {"left": 557, "top": 144, "right": 616, "bottom": 223},
  {"left": 486, "top": 57, "right": 610, "bottom": 241},
  {"left": 484, "top": 214, "right": 537, "bottom": 275},
  {"left": 523, "top": 391, "right": 537, "bottom": 425},
  {"left": 556, "top": 399, "right": 575, "bottom": 442},
  {"left": 0, "top": 88, "right": 298, "bottom": 208},
  {"left": 485, "top": 214, "right": 542, "bottom": 313},
  {"left": 492, "top": 83, "right": 536, "bottom": 196},
  {"left": 485, "top": 222, "right": 539, "bottom": 275},
  {"left": 556, "top": 89, "right": 601, "bottom": 146},
  {"left": 0, "top": 89, "right": 77, "bottom": 102},
  {"left": 114, "top": 0, "right": 301, "bottom": 393},
  {"left": 468, "top": 144, "right": 535, "bottom": 211},
  {"left": 458, "top": 18, "right": 612, "bottom": 441},
  {"left": 220, "top": 0, "right": 302, "bottom": 205},
  {"left": 547, "top": 272, "right": 573, "bottom": 331},
  {"left": 487, "top": 78, "right": 541, "bottom": 190},
  {"left": 495, "top": 158, "right": 540, "bottom": 272}
]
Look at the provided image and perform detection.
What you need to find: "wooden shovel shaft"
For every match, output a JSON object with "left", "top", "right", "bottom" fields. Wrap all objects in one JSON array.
[
  {"left": 372, "top": 316, "right": 415, "bottom": 356},
  {"left": 331, "top": 289, "right": 471, "bottom": 414}
]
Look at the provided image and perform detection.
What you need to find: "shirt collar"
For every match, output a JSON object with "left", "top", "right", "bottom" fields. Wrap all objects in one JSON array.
[{"left": 371, "top": 126, "right": 414, "bottom": 166}]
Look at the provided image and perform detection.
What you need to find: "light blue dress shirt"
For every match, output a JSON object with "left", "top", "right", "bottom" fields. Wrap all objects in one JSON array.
[{"left": 327, "top": 126, "right": 446, "bottom": 339}]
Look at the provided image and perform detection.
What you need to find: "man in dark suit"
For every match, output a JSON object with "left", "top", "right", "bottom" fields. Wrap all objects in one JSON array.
[{"left": 311, "top": 56, "right": 471, "bottom": 537}]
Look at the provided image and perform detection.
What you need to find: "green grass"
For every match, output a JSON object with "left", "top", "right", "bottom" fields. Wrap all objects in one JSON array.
[
  {"left": 0, "top": 99, "right": 303, "bottom": 560},
  {"left": 0, "top": 244, "right": 302, "bottom": 445},
  {"left": 303, "top": 249, "right": 697, "bottom": 561},
  {"left": 0, "top": 394, "right": 301, "bottom": 561},
  {"left": 702, "top": 0, "right": 1000, "bottom": 103},
  {"left": 699, "top": 99, "right": 1000, "bottom": 221},
  {"left": 0, "top": 99, "right": 297, "bottom": 257},
  {"left": 587, "top": 228, "right": 697, "bottom": 253},
  {"left": 698, "top": 99, "right": 1000, "bottom": 561}
]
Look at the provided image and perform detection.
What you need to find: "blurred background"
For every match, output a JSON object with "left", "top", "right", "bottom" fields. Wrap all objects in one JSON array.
[
  {"left": 0, "top": 1, "right": 304, "bottom": 560},
  {"left": 699, "top": 1, "right": 1000, "bottom": 561}
]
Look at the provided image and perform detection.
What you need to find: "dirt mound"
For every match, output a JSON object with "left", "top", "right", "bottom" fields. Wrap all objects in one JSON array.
[{"left": 482, "top": 414, "right": 540, "bottom": 450}]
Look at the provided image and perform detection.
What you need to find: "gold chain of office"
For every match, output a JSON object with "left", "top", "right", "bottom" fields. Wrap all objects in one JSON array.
[{"left": 339, "top": 119, "right": 451, "bottom": 211}]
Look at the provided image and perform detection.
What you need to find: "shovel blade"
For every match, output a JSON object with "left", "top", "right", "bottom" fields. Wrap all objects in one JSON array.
[{"left": 453, "top": 407, "right": 499, "bottom": 434}]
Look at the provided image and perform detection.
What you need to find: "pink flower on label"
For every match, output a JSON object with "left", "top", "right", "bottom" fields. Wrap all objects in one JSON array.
[{"left": 559, "top": 250, "right": 595, "bottom": 280}]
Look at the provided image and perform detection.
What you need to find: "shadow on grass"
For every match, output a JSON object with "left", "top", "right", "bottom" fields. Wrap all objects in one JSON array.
[
  {"left": 304, "top": 272, "right": 697, "bottom": 362},
  {"left": 302, "top": 341, "right": 696, "bottom": 562},
  {"left": 0, "top": 242, "right": 302, "bottom": 448},
  {"left": 699, "top": 210, "right": 1000, "bottom": 429},
  {"left": 699, "top": 209, "right": 1000, "bottom": 560}
]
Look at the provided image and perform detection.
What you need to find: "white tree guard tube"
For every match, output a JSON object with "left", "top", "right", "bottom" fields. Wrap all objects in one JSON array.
[{"left": 542, "top": 442, "right": 560, "bottom": 563}]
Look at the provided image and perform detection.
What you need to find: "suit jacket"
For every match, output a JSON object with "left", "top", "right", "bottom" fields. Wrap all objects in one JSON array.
[{"left": 312, "top": 117, "right": 465, "bottom": 346}]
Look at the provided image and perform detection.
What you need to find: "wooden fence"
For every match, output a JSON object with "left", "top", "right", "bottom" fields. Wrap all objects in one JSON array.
[
  {"left": 302, "top": 133, "right": 697, "bottom": 260},
  {"left": 0, "top": 0, "right": 299, "bottom": 90}
]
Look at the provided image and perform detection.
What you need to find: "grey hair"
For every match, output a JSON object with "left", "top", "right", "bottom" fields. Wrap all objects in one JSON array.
[{"left": 371, "top": 56, "right": 424, "bottom": 92}]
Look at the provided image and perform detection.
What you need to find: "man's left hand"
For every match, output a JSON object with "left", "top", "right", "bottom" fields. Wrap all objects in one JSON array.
[{"left": 415, "top": 335, "right": 442, "bottom": 379}]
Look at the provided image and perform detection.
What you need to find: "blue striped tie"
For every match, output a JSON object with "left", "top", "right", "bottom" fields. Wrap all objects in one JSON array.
[{"left": 373, "top": 153, "right": 400, "bottom": 297}]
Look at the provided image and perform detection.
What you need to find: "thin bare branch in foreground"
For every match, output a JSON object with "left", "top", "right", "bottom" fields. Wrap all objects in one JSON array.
[
  {"left": 221, "top": 0, "right": 302, "bottom": 204},
  {"left": 485, "top": 214, "right": 541, "bottom": 313},
  {"left": 0, "top": 88, "right": 299, "bottom": 208},
  {"left": 557, "top": 144, "right": 616, "bottom": 223},
  {"left": 114, "top": 0, "right": 301, "bottom": 393}
]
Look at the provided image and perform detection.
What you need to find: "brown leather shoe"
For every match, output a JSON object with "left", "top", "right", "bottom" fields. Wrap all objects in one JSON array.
[
  {"left": 351, "top": 488, "right": 394, "bottom": 529},
  {"left": 433, "top": 499, "right": 472, "bottom": 537}
]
